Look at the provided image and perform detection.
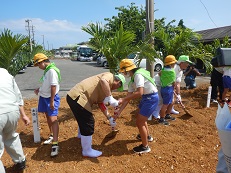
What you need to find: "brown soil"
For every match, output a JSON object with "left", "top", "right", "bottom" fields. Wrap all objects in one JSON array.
[{"left": 3, "top": 84, "right": 222, "bottom": 173}]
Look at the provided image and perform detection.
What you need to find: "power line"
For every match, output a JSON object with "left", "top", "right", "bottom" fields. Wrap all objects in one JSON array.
[{"left": 199, "top": 0, "right": 218, "bottom": 28}]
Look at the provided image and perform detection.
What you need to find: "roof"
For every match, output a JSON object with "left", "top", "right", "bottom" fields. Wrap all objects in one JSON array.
[{"left": 196, "top": 25, "right": 231, "bottom": 43}]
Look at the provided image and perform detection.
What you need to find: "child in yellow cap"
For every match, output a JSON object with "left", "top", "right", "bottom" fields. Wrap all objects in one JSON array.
[{"left": 158, "top": 55, "right": 177, "bottom": 125}]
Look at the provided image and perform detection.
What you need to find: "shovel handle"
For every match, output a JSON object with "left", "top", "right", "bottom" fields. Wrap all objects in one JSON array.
[{"left": 173, "top": 91, "right": 185, "bottom": 109}]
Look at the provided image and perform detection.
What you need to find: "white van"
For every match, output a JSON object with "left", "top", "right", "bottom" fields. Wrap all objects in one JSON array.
[
  {"left": 54, "top": 52, "right": 62, "bottom": 58},
  {"left": 63, "top": 52, "right": 70, "bottom": 58},
  {"left": 127, "top": 53, "right": 163, "bottom": 72}
]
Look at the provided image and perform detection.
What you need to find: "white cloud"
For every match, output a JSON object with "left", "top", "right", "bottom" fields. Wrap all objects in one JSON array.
[{"left": 0, "top": 18, "right": 90, "bottom": 49}]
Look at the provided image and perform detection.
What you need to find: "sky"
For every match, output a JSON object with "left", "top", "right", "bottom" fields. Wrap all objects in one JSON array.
[{"left": 0, "top": 0, "right": 230, "bottom": 49}]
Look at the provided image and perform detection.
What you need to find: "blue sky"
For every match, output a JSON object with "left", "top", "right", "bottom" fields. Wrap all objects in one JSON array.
[{"left": 0, "top": 0, "right": 230, "bottom": 49}]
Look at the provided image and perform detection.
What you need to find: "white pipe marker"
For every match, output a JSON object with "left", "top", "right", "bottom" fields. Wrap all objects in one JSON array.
[
  {"left": 206, "top": 86, "right": 212, "bottom": 107},
  {"left": 31, "top": 108, "right": 41, "bottom": 143}
]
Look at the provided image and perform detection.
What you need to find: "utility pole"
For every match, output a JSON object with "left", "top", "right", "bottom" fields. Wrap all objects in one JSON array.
[
  {"left": 41, "top": 35, "right": 45, "bottom": 50},
  {"left": 32, "top": 25, "right": 35, "bottom": 46},
  {"left": 146, "top": 0, "right": 154, "bottom": 77},
  {"left": 25, "top": 19, "right": 33, "bottom": 52},
  {"left": 47, "top": 41, "right": 49, "bottom": 51}
]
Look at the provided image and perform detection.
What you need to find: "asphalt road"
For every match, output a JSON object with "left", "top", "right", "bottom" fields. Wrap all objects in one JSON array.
[
  {"left": 15, "top": 59, "right": 108, "bottom": 99},
  {"left": 15, "top": 59, "right": 211, "bottom": 99}
]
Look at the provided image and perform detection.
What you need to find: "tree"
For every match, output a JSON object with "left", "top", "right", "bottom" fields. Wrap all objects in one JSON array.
[
  {"left": 153, "top": 19, "right": 216, "bottom": 73},
  {"left": 0, "top": 29, "right": 29, "bottom": 76},
  {"left": 82, "top": 23, "right": 136, "bottom": 73},
  {"left": 85, "top": 2, "right": 228, "bottom": 74},
  {"left": 191, "top": 36, "right": 231, "bottom": 73},
  {"left": 104, "top": 2, "right": 146, "bottom": 45},
  {"left": 82, "top": 22, "right": 158, "bottom": 74},
  {"left": 153, "top": 26, "right": 201, "bottom": 58}
]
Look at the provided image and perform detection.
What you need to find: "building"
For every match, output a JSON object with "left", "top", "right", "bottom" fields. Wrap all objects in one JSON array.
[{"left": 196, "top": 25, "right": 231, "bottom": 44}]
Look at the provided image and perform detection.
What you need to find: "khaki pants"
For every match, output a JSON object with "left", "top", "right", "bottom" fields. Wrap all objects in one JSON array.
[{"left": 0, "top": 111, "right": 25, "bottom": 172}]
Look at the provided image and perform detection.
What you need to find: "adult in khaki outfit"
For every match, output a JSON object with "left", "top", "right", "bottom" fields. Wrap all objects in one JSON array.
[
  {"left": 66, "top": 72, "right": 125, "bottom": 158},
  {"left": 0, "top": 68, "right": 30, "bottom": 172}
]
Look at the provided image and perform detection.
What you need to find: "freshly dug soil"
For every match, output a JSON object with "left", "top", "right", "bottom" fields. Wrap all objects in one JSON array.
[{"left": 3, "top": 84, "right": 222, "bottom": 173}]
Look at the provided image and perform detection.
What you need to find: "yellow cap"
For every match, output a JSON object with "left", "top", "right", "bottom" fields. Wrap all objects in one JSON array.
[
  {"left": 164, "top": 55, "right": 177, "bottom": 66},
  {"left": 33, "top": 53, "right": 48, "bottom": 66},
  {"left": 119, "top": 59, "right": 137, "bottom": 72}
]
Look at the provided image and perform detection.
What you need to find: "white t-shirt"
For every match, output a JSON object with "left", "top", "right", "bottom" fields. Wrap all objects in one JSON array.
[
  {"left": 154, "top": 73, "right": 161, "bottom": 87},
  {"left": 128, "top": 73, "right": 158, "bottom": 95},
  {"left": 39, "top": 69, "right": 60, "bottom": 98},
  {"left": 215, "top": 67, "right": 223, "bottom": 74},
  {"left": 223, "top": 67, "right": 231, "bottom": 77},
  {"left": 174, "top": 64, "right": 183, "bottom": 83}
]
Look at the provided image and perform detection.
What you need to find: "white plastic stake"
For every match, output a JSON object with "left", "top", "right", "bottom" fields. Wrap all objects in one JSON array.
[
  {"left": 31, "top": 108, "right": 41, "bottom": 143},
  {"left": 207, "top": 86, "right": 212, "bottom": 107},
  {"left": 148, "top": 115, "right": 152, "bottom": 121}
]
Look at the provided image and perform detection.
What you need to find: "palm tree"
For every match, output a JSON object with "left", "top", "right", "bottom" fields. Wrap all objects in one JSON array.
[
  {"left": 153, "top": 27, "right": 201, "bottom": 58},
  {"left": 0, "top": 29, "right": 28, "bottom": 76},
  {"left": 82, "top": 22, "right": 158, "bottom": 74},
  {"left": 82, "top": 23, "right": 135, "bottom": 73},
  {"left": 153, "top": 26, "right": 216, "bottom": 73}
]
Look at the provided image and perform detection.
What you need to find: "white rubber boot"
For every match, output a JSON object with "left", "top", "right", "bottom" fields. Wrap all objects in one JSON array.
[
  {"left": 81, "top": 135, "right": 102, "bottom": 158},
  {"left": 170, "top": 106, "right": 179, "bottom": 114}
]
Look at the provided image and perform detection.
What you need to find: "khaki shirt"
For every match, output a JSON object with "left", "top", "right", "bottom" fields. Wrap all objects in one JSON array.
[{"left": 67, "top": 72, "right": 114, "bottom": 112}]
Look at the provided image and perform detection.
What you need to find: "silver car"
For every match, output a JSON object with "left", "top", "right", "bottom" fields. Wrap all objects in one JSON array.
[{"left": 96, "top": 56, "right": 108, "bottom": 67}]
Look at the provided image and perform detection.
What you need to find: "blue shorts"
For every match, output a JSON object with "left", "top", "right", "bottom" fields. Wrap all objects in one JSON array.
[
  {"left": 161, "top": 86, "right": 174, "bottom": 105},
  {"left": 38, "top": 94, "right": 60, "bottom": 116},
  {"left": 223, "top": 76, "right": 231, "bottom": 89},
  {"left": 139, "top": 92, "right": 159, "bottom": 117}
]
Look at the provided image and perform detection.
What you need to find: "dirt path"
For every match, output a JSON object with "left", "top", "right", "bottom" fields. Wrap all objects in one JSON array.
[{"left": 2, "top": 83, "right": 223, "bottom": 173}]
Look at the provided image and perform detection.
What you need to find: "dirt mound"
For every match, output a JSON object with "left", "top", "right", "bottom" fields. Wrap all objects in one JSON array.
[{"left": 3, "top": 84, "right": 222, "bottom": 173}]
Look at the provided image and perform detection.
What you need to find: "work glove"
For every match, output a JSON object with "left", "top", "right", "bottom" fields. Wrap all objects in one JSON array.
[
  {"left": 108, "top": 117, "right": 116, "bottom": 128},
  {"left": 176, "top": 94, "right": 181, "bottom": 103},
  {"left": 103, "top": 96, "right": 119, "bottom": 107}
]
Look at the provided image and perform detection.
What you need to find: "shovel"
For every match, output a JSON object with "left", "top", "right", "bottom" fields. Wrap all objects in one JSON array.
[
  {"left": 105, "top": 117, "right": 119, "bottom": 138},
  {"left": 174, "top": 91, "right": 193, "bottom": 116},
  {"left": 105, "top": 129, "right": 119, "bottom": 138},
  {"left": 106, "top": 107, "right": 120, "bottom": 138}
]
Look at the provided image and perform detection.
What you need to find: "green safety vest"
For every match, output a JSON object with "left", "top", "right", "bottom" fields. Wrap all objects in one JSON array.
[{"left": 160, "top": 68, "right": 175, "bottom": 87}]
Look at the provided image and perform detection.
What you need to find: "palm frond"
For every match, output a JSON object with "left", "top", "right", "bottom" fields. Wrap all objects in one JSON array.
[{"left": 0, "top": 29, "right": 28, "bottom": 76}]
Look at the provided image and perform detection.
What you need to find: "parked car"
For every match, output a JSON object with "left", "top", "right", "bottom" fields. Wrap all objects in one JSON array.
[
  {"left": 70, "top": 51, "right": 77, "bottom": 59},
  {"left": 96, "top": 56, "right": 108, "bottom": 67},
  {"left": 127, "top": 53, "right": 163, "bottom": 72},
  {"left": 63, "top": 52, "right": 70, "bottom": 58},
  {"left": 92, "top": 52, "right": 102, "bottom": 61},
  {"left": 77, "top": 45, "right": 93, "bottom": 61},
  {"left": 96, "top": 53, "right": 163, "bottom": 71},
  {"left": 54, "top": 52, "right": 62, "bottom": 58}
]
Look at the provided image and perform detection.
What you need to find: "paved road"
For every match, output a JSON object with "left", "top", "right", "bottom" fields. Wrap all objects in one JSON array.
[
  {"left": 15, "top": 59, "right": 108, "bottom": 99},
  {"left": 15, "top": 59, "right": 211, "bottom": 99}
]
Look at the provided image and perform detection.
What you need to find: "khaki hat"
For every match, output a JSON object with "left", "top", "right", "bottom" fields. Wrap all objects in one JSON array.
[
  {"left": 119, "top": 59, "right": 137, "bottom": 73},
  {"left": 33, "top": 53, "right": 48, "bottom": 66},
  {"left": 164, "top": 55, "right": 177, "bottom": 66}
]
